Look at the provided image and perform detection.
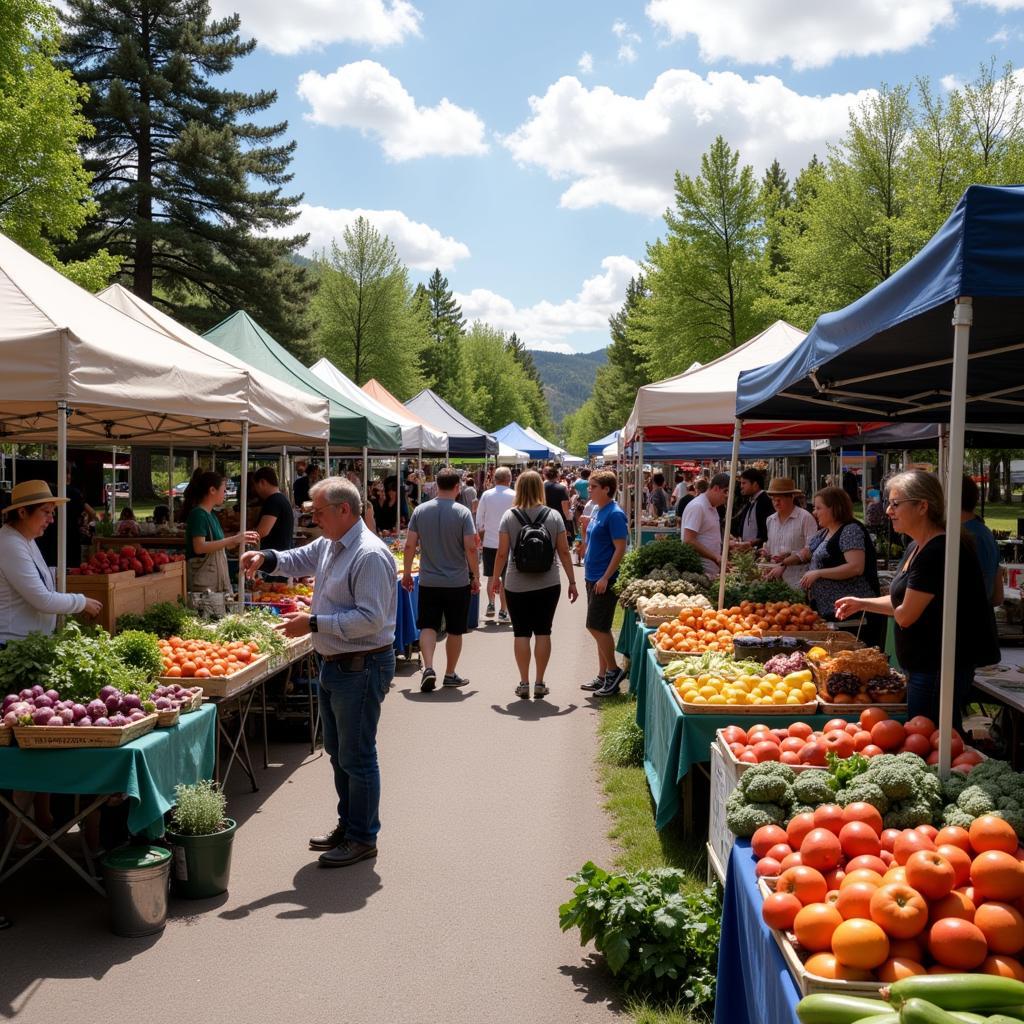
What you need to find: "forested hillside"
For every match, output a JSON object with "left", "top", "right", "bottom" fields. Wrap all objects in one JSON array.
[{"left": 532, "top": 348, "right": 607, "bottom": 425}]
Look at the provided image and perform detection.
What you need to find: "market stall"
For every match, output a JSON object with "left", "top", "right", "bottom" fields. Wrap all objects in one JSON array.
[
  {"left": 493, "top": 421, "right": 552, "bottom": 461},
  {"left": 404, "top": 388, "right": 498, "bottom": 458}
]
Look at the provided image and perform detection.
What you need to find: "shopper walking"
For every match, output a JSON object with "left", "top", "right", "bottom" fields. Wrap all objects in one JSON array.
[
  {"left": 544, "top": 465, "right": 572, "bottom": 534},
  {"left": 240, "top": 477, "right": 397, "bottom": 868},
  {"left": 403, "top": 467, "right": 479, "bottom": 692},
  {"left": 456, "top": 472, "right": 479, "bottom": 517},
  {"left": 475, "top": 466, "right": 515, "bottom": 621},
  {"left": 490, "top": 471, "right": 578, "bottom": 699},
  {"left": 580, "top": 470, "right": 628, "bottom": 696}
]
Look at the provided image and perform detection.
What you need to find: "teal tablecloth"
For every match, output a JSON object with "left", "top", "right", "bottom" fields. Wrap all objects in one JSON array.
[
  {"left": 0, "top": 704, "right": 216, "bottom": 837},
  {"left": 638, "top": 650, "right": 872, "bottom": 830}
]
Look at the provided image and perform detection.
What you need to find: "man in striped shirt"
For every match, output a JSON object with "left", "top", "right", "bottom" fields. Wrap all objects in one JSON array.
[{"left": 241, "top": 476, "right": 396, "bottom": 869}]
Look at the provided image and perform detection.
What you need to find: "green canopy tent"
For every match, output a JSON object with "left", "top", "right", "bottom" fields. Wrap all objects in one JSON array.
[{"left": 203, "top": 311, "right": 403, "bottom": 452}]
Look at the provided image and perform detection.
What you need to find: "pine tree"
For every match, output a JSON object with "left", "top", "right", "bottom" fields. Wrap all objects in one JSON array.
[
  {"left": 57, "top": 0, "right": 310, "bottom": 342},
  {"left": 419, "top": 268, "right": 468, "bottom": 402},
  {"left": 760, "top": 159, "right": 793, "bottom": 275}
]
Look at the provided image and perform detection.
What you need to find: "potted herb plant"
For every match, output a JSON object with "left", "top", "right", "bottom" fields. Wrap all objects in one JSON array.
[{"left": 164, "top": 780, "right": 237, "bottom": 899}]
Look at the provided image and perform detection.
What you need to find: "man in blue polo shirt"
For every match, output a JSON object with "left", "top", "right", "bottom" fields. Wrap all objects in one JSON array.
[{"left": 581, "top": 469, "right": 629, "bottom": 697}]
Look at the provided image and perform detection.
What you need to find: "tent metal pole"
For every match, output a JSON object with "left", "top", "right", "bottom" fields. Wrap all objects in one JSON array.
[
  {"left": 193, "top": 450, "right": 198, "bottom": 472},
  {"left": 862, "top": 443, "right": 867, "bottom": 515},
  {"left": 938, "top": 298, "right": 972, "bottom": 778},
  {"left": 362, "top": 447, "right": 368, "bottom": 506},
  {"left": 937, "top": 430, "right": 945, "bottom": 488},
  {"left": 811, "top": 444, "right": 819, "bottom": 493},
  {"left": 238, "top": 422, "right": 249, "bottom": 609},
  {"left": 417, "top": 448, "right": 422, "bottom": 504},
  {"left": 109, "top": 444, "right": 116, "bottom": 520},
  {"left": 717, "top": 420, "right": 742, "bottom": 611},
  {"left": 635, "top": 429, "right": 644, "bottom": 548},
  {"left": 57, "top": 402, "right": 67, "bottom": 592},
  {"left": 324, "top": 439, "right": 330, "bottom": 473},
  {"left": 11, "top": 445, "right": 16, "bottom": 487},
  {"left": 169, "top": 445, "right": 174, "bottom": 509}
]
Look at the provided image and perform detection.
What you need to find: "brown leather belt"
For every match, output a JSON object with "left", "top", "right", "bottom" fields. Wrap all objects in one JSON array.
[{"left": 321, "top": 644, "right": 392, "bottom": 663}]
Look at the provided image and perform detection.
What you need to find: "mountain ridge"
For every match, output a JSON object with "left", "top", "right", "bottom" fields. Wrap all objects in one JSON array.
[{"left": 531, "top": 347, "right": 607, "bottom": 424}]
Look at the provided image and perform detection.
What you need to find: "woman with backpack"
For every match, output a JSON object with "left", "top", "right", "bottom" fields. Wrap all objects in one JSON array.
[
  {"left": 796, "top": 485, "right": 886, "bottom": 649},
  {"left": 491, "top": 470, "right": 578, "bottom": 700}
]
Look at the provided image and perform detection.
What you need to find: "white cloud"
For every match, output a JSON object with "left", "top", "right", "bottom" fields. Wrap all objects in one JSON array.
[
  {"left": 456, "top": 255, "right": 641, "bottom": 349},
  {"left": 501, "top": 71, "right": 874, "bottom": 216},
  {"left": 612, "top": 19, "right": 629, "bottom": 37},
  {"left": 940, "top": 73, "right": 963, "bottom": 91},
  {"left": 645, "top": 0, "right": 954, "bottom": 69},
  {"left": 970, "top": 0, "right": 1024, "bottom": 9},
  {"left": 278, "top": 203, "right": 471, "bottom": 270},
  {"left": 618, "top": 44, "right": 638, "bottom": 63},
  {"left": 578, "top": 51, "right": 594, "bottom": 74},
  {"left": 528, "top": 341, "right": 577, "bottom": 354},
  {"left": 297, "top": 61, "right": 488, "bottom": 160},
  {"left": 209, "top": 0, "right": 421, "bottom": 55},
  {"left": 988, "top": 26, "right": 1011, "bottom": 41}
]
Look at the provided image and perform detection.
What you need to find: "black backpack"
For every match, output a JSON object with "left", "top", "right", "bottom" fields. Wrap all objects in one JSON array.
[{"left": 510, "top": 507, "right": 555, "bottom": 573}]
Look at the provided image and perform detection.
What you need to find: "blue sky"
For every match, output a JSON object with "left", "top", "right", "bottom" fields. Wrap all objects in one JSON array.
[{"left": 210, "top": 0, "right": 1024, "bottom": 353}]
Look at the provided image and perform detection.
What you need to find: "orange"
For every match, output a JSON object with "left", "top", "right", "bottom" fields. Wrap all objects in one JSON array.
[
  {"left": 831, "top": 918, "right": 890, "bottom": 969},
  {"left": 794, "top": 903, "right": 843, "bottom": 952}
]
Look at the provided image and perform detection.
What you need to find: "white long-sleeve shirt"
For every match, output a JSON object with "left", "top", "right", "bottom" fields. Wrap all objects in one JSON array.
[
  {"left": 474, "top": 485, "right": 515, "bottom": 549},
  {"left": 0, "top": 524, "right": 87, "bottom": 643}
]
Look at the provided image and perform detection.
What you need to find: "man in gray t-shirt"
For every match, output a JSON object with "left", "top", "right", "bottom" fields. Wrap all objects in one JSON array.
[{"left": 403, "top": 467, "right": 479, "bottom": 693}]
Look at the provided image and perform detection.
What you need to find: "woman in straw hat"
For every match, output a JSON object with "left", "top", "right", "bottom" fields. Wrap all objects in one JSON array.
[
  {"left": 0, "top": 481, "right": 101, "bottom": 643},
  {"left": 762, "top": 478, "right": 818, "bottom": 589}
]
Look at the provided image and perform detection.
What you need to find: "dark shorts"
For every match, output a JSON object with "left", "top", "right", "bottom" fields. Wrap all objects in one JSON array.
[
  {"left": 417, "top": 584, "right": 472, "bottom": 636},
  {"left": 505, "top": 584, "right": 560, "bottom": 638},
  {"left": 482, "top": 546, "right": 500, "bottom": 577},
  {"left": 585, "top": 580, "right": 617, "bottom": 632}
]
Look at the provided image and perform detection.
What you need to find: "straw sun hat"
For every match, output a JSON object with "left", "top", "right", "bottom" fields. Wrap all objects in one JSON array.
[
  {"left": 765, "top": 477, "right": 801, "bottom": 496},
  {"left": 5, "top": 480, "right": 68, "bottom": 513}
]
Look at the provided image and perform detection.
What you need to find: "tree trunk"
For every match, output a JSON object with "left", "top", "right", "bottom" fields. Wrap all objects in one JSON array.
[
  {"left": 134, "top": 14, "right": 154, "bottom": 302},
  {"left": 1004, "top": 455, "right": 1013, "bottom": 506},
  {"left": 988, "top": 457, "right": 1003, "bottom": 503},
  {"left": 131, "top": 449, "right": 159, "bottom": 501}
]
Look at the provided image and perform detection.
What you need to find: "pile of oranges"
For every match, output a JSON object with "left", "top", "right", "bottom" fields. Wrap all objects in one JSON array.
[
  {"left": 654, "top": 602, "right": 823, "bottom": 655},
  {"left": 158, "top": 636, "right": 262, "bottom": 679},
  {"left": 758, "top": 808, "right": 1024, "bottom": 981}
]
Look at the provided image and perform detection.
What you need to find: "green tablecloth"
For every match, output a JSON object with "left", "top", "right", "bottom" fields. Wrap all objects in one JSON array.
[
  {"left": 0, "top": 704, "right": 216, "bottom": 837},
  {"left": 638, "top": 650, "right": 872, "bottom": 830},
  {"left": 615, "top": 607, "right": 636, "bottom": 657}
]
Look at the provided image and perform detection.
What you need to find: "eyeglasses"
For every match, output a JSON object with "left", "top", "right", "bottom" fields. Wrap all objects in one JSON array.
[
  {"left": 310, "top": 502, "right": 342, "bottom": 519},
  {"left": 886, "top": 499, "right": 917, "bottom": 509}
]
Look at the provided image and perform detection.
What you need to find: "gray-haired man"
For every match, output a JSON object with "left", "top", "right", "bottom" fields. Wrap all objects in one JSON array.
[{"left": 241, "top": 476, "right": 396, "bottom": 869}]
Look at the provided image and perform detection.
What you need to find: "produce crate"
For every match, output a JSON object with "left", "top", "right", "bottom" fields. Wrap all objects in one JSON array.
[
  {"left": 758, "top": 877, "right": 886, "bottom": 999},
  {"left": 13, "top": 713, "right": 158, "bottom": 749},
  {"left": 708, "top": 741, "right": 739, "bottom": 883},
  {"left": 160, "top": 655, "right": 272, "bottom": 700},
  {"left": 66, "top": 561, "right": 186, "bottom": 634},
  {"left": 155, "top": 707, "right": 180, "bottom": 727},
  {"left": 817, "top": 700, "right": 907, "bottom": 715},
  {"left": 715, "top": 730, "right": 828, "bottom": 773},
  {"left": 671, "top": 686, "right": 819, "bottom": 716},
  {"left": 0, "top": 727, "right": 11, "bottom": 747}
]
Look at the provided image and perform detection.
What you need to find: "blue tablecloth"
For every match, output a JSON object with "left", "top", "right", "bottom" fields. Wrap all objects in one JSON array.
[
  {"left": 394, "top": 576, "right": 479, "bottom": 653},
  {"left": 0, "top": 704, "right": 217, "bottom": 838},
  {"left": 715, "top": 839, "right": 801, "bottom": 1024}
]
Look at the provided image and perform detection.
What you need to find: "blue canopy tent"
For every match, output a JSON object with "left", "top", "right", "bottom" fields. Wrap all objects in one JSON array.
[
  {"left": 625, "top": 440, "right": 812, "bottom": 460},
  {"left": 588, "top": 430, "right": 621, "bottom": 457},
  {"left": 493, "top": 422, "right": 551, "bottom": 460},
  {"left": 736, "top": 184, "right": 1024, "bottom": 774}
]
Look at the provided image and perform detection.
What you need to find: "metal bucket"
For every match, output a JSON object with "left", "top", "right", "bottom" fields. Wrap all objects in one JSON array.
[{"left": 102, "top": 846, "right": 172, "bottom": 937}]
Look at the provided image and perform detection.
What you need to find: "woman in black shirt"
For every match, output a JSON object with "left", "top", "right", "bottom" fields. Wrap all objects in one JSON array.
[{"left": 836, "top": 470, "right": 998, "bottom": 732}]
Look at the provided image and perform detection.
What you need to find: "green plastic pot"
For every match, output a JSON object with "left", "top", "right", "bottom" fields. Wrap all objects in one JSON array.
[{"left": 165, "top": 818, "right": 237, "bottom": 899}]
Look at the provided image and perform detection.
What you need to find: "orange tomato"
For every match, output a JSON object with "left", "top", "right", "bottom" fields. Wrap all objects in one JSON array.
[
  {"left": 981, "top": 954, "right": 1024, "bottom": 981},
  {"left": 888, "top": 936, "right": 926, "bottom": 961},
  {"left": 180, "top": 661, "right": 197, "bottom": 677},
  {"left": 876, "top": 957, "right": 926, "bottom": 982},
  {"left": 787, "top": 812, "right": 817, "bottom": 851},
  {"left": 794, "top": 903, "right": 843, "bottom": 952},
  {"left": 802, "top": 952, "right": 874, "bottom": 982},
  {"left": 974, "top": 901, "right": 1024, "bottom": 955},
  {"left": 836, "top": 881, "right": 877, "bottom": 921},
  {"left": 870, "top": 719, "right": 906, "bottom": 751},
  {"left": 970, "top": 815, "right": 1019, "bottom": 856},
  {"left": 904, "top": 850, "right": 956, "bottom": 901},
  {"left": 812, "top": 804, "right": 846, "bottom": 837},
  {"left": 166, "top": 665, "right": 182, "bottom": 677},
  {"left": 845, "top": 855, "right": 889, "bottom": 876},
  {"left": 840, "top": 868, "right": 884, "bottom": 889},
  {"left": 842, "top": 802, "right": 884, "bottom": 836},
  {"left": 776, "top": 866, "right": 828, "bottom": 906},
  {"left": 869, "top": 883, "right": 929, "bottom": 939},
  {"left": 801, "top": 829, "right": 843, "bottom": 872},
  {"left": 928, "top": 918, "right": 988, "bottom": 969},
  {"left": 928, "top": 888, "right": 975, "bottom": 925},
  {"left": 194, "top": 667, "right": 211, "bottom": 679},
  {"left": 894, "top": 830, "right": 936, "bottom": 866},
  {"left": 935, "top": 844, "right": 972, "bottom": 888},
  {"left": 859, "top": 707, "right": 890, "bottom": 731},
  {"left": 762, "top": 890, "right": 802, "bottom": 930},
  {"left": 831, "top": 918, "right": 890, "bottom": 969},
  {"left": 972, "top": 850, "right": 1024, "bottom": 902}
]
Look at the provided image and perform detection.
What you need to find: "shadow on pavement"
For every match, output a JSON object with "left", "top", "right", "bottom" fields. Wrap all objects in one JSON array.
[
  {"left": 219, "top": 861, "right": 382, "bottom": 921},
  {"left": 490, "top": 700, "right": 578, "bottom": 719},
  {"left": 397, "top": 688, "right": 478, "bottom": 703},
  {"left": 557, "top": 955, "right": 623, "bottom": 1011}
]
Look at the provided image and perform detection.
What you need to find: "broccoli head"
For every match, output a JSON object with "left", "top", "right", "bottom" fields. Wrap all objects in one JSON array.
[
  {"left": 790, "top": 804, "right": 816, "bottom": 818},
  {"left": 917, "top": 773, "right": 945, "bottom": 811},
  {"left": 793, "top": 771, "right": 835, "bottom": 806},
  {"left": 869, "top": 763, "right": 918, "bottom": 802},
  {"left": 895, "top": 751, "right": 928, "bottom": 768},
  {"left": 942, "top": 772, "right": 971, "bottom": 803},
  {"left": 744, "top": 774, "right": 793, "bottom": 805},
  {"left": 725, "top": 792, "right": 787, "bottom": 838},
  {"left": 957, "top": 784, "right": 999, "bottom": 818},
  {"left": 943, "top": 803, "right": 976, "bottom": 830},
  {"left": 835, "top": 781, "right": 889, "bottom": 815},
  {"left": 883, "top": 800, "right": 934, "bottom": 830},
  {"left": 738, "top": 762, "right": 795, "bottom": 798}
]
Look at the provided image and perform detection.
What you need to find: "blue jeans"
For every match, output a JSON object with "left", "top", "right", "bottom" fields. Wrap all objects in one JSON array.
[
  {"left": 906, "top": 667, "right": 973, "bottom": 735},
  {"left": 318, "top": 649, "right": 395, "bottom": 845}
]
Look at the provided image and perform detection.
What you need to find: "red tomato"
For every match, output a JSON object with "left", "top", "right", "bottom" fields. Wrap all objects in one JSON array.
[
  {"left": 788, "top": 721, "right": 814, "bottom": 739},
  {"left": 756, "top": 857, "right": 783, "bottom": 878},
  {"left": 904, "top": 715, "right": 937, "bottom": 737},
  {"left": 929, "top": 729, "right": 964, "bottom": 758},
  {"left": 871, "top": 719, "right": 906, "bottom": 751},
  {"left": 738, "top": 751, "right": 758, "bottom": 763},
  {"left": 780, "top": 736, "right": 805, "bottom": 754},
  {"left": 721, "top": 725, "right": 748, "bottom": 746},
  {"left": 781, "top": 751, "right": 801, "bottom": 765},
  {"left": 752, "top": 824, "right": 789, "bottom": 859},
  {"left": 839, "top": 821, "right": 882, "bottom": 859},
  {"left": 754, "top": 741, "right": 782, "bottom": 762},
  {"left": 894, "top": 829, "right": 936, "bottom": 865},
  {"left": 799, "top": 741, "right": 828, "bottom": 766},
  {"left": 902, "top": 733, "right": 933, "bottom": 758},
  {"left": 861, "top": 744, "right": 885, "bottom": 758},
  {"left": 766, "top": 843, "right": 794, "bottom": 863},
  {"left": 852, "top": 730, "right": 873, "bottom": 751},
  {"left": 846, "top": 855, "right": 889, "bottom": 876},
  {"left": 823, "top": 729, "right": 856, "bottom": 759},
  {"left": 813, "top": 804, "right": 846, "bottom": 836},
  {"left": 824, "top": 718, "right": 849, "bottom": 733}
]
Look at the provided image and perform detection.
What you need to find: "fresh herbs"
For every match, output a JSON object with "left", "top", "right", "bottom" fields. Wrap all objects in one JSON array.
[
  {"left": 168, "top": 780, "right": 228, "bottom": 836},
  {"left": 116, "top": 600, "right": 195, "bottom": 639},
  {"left": 559, "top": 862, "right": 720, "bottom": 1009},
  {"left": 110, "top": 630, "right": 165, "bottom": 680},
  {"left": 827, "top": 750, "right": 870, "bottom": 791}
]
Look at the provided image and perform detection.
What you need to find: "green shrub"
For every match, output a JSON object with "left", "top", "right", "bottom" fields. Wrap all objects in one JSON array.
[
  {"left": 169, "top": 780, "right": 228, "bottom": 836},
  {"left": 600, "top": 713, "right": 644, "bottom": 768}
]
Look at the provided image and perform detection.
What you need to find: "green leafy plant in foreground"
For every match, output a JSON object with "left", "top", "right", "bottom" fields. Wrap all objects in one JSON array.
[
  {"left": 600, "top": 712, "right": 645, "bottom": 768},
  {"left": 559, "top": 862, "right": 720, "bottom": 1009},
  {"left": 169, "top": 780, "right": 228, "bottom": 836}
]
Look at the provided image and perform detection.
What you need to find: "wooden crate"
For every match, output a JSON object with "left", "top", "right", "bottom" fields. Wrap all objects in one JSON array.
[
  {"left": 160, "top": 654, "right": 272, "bottom": 700},
  {"left": 156, "top": 707, "right": 180, "bottom": 727},
  {"left": 0, "top": 727, "right": 11, "bottom": 747},
  {"left": 708, "top": 742, "right": 739, "bottom": 884},
  {"left": 66, "top": 561, "right": 186, "bottom": 634},
  {"left": 13, "top": 713, "right": 158, "bottom": 749}
]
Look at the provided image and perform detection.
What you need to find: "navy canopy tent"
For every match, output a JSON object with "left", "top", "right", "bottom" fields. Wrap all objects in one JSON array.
[
  {"left": 404, "top": 389, "right": 497, "bottom": 457},
  {"left": 735, "top": 184, "right": 1024, "bottom": 777},
  {"left": 588, "top": 430, "right": 621, "bottom": 457},
  {"left": 630, "top": 440, "right": 811, "bottom": 460},
  {"left": 493, "top": 422, "right": 550, "bottom": 460},
  {"left": 823, "top": 421, "right": 1024, "bottom": 451}
]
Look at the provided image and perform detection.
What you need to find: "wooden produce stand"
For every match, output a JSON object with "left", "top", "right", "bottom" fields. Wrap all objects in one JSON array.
[
  {"left": 65, "top": 561, "right": 186, "bottom": 633},
  {"left": 93, "top": 535, "right": 187, "bottom": 552}
]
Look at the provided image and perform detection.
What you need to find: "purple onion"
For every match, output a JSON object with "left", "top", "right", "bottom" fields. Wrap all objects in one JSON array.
[
  {"left": 46, "top": 716, "right": 64, "bottom": 727},
  {"left": 3, "top": 694, "right": 18, "bottom": 710},
  {"left": 58, "top": 707, "right": 74, "bottom": 724},
  {"left": 105, "top": 695, "right": 121, "bottom": 713},
  {"left": 107, "top": 714, "right": 127, "bottom": 728},
  {"left": 121, "top": 694, "right": 142, "bottom": 711},
  {"left": 71, "top": 703, "right": 87, "bottom": 721},
  {"left": 128, "top": 710, "right": 145, "bottom": 722},
  {"left": 93, "top": 717, "right": 111, "bottom": 727},
  {"left": 87, "top": 699, "right": 106, "bottom": 719},
  {"left": 154, "top": 697, "right": 172, "bottom": 710},
  {"left": 33, "top": 695, "right": 52, "bottom": 709},
  {"left": 44, "top": 689, "right": 59, "bottom": 702},
  {"left": 99, "top": 685, "right": 117, "bottom": 700},
  {"left": 3, "top": 711, "right": 18, "bottom": 727},
  {"left": 75, "top": 716, "right": 93, "bottom": 727},
  {"left": 32, "top": 707, "right": 54, "bottom": 725},
  {"left": 18, "top": 689, "right": 33, "bottom": 701},
  {"left": 30, "top": 685, "right": 44, "bottom": 697}
]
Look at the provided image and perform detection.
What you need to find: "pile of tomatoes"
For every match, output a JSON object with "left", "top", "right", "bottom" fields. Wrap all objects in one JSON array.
[
  {"left": 721, "top": 708, "right": 982, "bottom": 768},
  {"left": 654, "top": 602, "right": 824, "bottom": 655},
  {"left": 158, "top": 636, "right": 262, "bottom": 679},
  {"left": 757, "top": 806, "right": 1024, "bottom": 981}
]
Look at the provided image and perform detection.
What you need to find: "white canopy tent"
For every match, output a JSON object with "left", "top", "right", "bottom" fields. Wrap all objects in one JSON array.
[{"left": 497, "top": 441, "right": 530, "bottom": 465}]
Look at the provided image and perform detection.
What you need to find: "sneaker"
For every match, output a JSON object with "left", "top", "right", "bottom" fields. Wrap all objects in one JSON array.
[
  {"left": 515, "top": 682, "right": 531, "bottom": 699},
  {"left": 485, "top": 602, "right": 495, "bottom": 617},
  {"left": 420, "top": 667, "right": 437, "bottom": 692},
  {"left": 309, "top": 821, "right": 346, "bottom": 851},
  {"left": 497, "top": 609, "right": 509, "bottom": 622},
  {"left": 443, "top": 672, "right": 468, "bottom": 687},
  {"left": 533, "top": 682, "right": 550, "bottom": 699},
  {"left": 594, "top": 668, "right": 625, "bottom": 697},
  {"left": 580, "top": 676, "right": 605, "bottom": 691}
]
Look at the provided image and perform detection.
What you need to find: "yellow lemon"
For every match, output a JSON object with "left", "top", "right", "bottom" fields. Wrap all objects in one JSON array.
[
  {"left": 698, "top": 685, "right": 717, "bottom": 699},
  {"left": 683, "top": 690, "right": 700, "bottom": 703},
  {"left": 691, "top": 694, "right": 708, "bottom": 704},
  {"left": 708, "top": 694, "right": 726, "bottom": 705},
  {"left": 786, "top": 694, "right": 802, "bottom": 704},
  {"left": 801, "top": 680, "right": 818, "bottom": 697}
]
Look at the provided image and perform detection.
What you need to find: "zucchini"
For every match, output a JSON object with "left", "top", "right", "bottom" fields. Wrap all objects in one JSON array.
[
  {"left": 988, "top": 1017, "right": 1024, "bottom": 1024},
  {"left": 901, "top": 998, "right": 973, "bottom": 1024},
  {"left": 856, "top": 1015, "right": 899, "bottom": 1024},
  {"left": 988, "top": 1011, "right": 1024, "bottom": 1021},
  {"left": 885, "top": 978, "right": 1024, "bottom": 1011},
  {"left": 795, "top": 993, "right": 889, "bottom": 1024}
]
